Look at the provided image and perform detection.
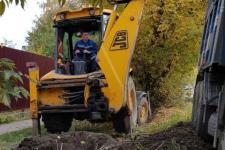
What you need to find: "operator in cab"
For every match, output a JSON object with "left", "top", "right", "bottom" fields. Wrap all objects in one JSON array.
[{"left": 74, "top": 32, "right": 98, "bottom": 72}]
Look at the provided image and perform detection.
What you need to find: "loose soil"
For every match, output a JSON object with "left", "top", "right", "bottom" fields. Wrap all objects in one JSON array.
[
  {"left": 15, "top": 122, "right": 214, "bottom": 150},
  {"left": 132, "top": 122, "right": 214, "bottom": 150},
  {"left": 15, "top": 132, "right": 133, "bottom": 150}
]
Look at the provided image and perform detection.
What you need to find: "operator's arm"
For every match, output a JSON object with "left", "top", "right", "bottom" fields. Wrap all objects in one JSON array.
[
  {"left": 74, "top": 41, "right": 79, "bottom": 51},
  {"left": 88, "top": 41, "right": 98, "bottom": 60},
  {"left": 74, "top": 41, "right": 82, "bottom": 56},
  {"left": 92, "top": 42, "right": 98, "bottom": 55}
]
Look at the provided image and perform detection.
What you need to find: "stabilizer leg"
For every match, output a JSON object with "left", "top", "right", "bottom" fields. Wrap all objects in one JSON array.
[{"left": 32, "top": 116, "right": 41, "bottom": 136}]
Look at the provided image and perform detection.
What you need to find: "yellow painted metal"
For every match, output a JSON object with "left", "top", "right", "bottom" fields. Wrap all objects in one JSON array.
[
  {"left": 54, "top": 7, "right": 101, "bottom": 22},
  {"left": 97, "top": 0, "right": 145, "bottom": 112},
  {"left": 103, "top": 10, "right": 118, "bottom": 40},
  {"left": 40, "top": 70, "right": 100, "bottom": 81},
  {"left": 41, "top": 70, "right": 86, "bottom": 81},
  {"left": 103, "top": 9, "right": 114, "bottom": 15},
  {"left": 28, "top": 67, "right": 39, "bottom": 119},
  {"left": 38, "top": 88, "right": 65, "bottom": 106}
]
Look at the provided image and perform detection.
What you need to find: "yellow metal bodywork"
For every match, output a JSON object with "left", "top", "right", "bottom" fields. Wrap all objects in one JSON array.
[
  {"left": 41, "top": 70, "right": 89, "bottom": 81},
  {"left": 97, "top": 0, "right": 145, "bottom": 112},
  {"left": 38, "top": 88, "right": 65, "bottom": 106},
  {"left": 28, "top": 67, "right": 39, "bottom": 119},
  {"left": 54, "top": 7, "right": 101, "bottom": 22},
  {"left": 103, "top": 11, "right": 118, "bottom": 41}
]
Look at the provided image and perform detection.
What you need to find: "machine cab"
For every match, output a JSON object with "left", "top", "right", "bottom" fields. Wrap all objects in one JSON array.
[{"left": 54, "top": 8, "right": 111, "bottom": 75}]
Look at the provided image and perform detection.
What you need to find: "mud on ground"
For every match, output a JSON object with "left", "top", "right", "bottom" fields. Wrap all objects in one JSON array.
[{"left": 15, "top": 122, "right": 214, "bottom": 150}]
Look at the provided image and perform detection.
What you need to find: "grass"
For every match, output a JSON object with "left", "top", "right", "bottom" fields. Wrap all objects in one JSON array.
[
  {"left": 135, "top": 102, "right": 192, "bottom": 134},
  {"left": 0, "top": 109, "right": 30, "bottom": 125},
  {"left": 0, "top": 128, "right": 32, "bottom": 150},
  {"left": 0, "top": 126, "right": 49, "bottom": 150},
  {"left": 0, "top": 103, "right": 193, "bottom": 149}
]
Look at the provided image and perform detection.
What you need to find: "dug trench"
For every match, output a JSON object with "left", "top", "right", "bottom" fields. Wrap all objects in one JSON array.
[{"left": 15, "top": 122, "right": 214, "bottom": 150}]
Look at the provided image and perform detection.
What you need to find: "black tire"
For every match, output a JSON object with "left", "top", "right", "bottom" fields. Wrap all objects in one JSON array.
[
  {"left": 218, "top": 128, "right": 225, "bottom": 150},
  {"left": 42, "top": 113, "right": 73, "bottom": 134},
  {"left": 112, "top": 108, "right": 135, "bottom": 133},
  {"left": 137, "top": 97, "right": 150, "bottom": 126},
  {"left": 196, "top": 100, "right": 204, "bottom": 136},
  {"left": 201, "top": 106, "right": 216, "bottom": 141},
  {"left": 112, "top": 77, "right": 137, "bottom": 134},
  {"left": 218, "top": 81, "right": 225, "bottom": 150},
  {"left": 192, "top": 81, "right": 215, "bottom": 140}
]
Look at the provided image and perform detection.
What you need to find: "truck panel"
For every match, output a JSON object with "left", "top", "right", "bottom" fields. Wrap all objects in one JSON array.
[{"left": 199, "top": 0, "right": 225, "bottom": 70}]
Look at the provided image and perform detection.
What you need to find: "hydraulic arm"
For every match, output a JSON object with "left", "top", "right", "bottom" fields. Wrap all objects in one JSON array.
[{"left": 97, "top": 0, "right": 145, "bottom": 112}]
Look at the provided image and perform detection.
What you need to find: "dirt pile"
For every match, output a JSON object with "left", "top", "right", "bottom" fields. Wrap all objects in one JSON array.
[
  {"left": 15, "top": 131, "right": 134, "bottom": 150},
  {"left": 133, "top": 122, "right": 214, "bottom": 150},
  {"left": 16, "top": 122, "right": 214, "bottom": 150}
]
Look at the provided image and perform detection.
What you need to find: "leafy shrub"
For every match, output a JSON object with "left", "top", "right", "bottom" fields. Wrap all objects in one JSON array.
[
  {"left": 133, "top": 0, "right": 207, "bottom": 108},
  {"left": 0, "top": 58, "right": 29, "bottom": 107}
]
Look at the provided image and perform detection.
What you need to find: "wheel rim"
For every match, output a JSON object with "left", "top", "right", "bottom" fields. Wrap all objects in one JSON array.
[{"left": 139, "top": 102, "right": 148, "bottom": 123}]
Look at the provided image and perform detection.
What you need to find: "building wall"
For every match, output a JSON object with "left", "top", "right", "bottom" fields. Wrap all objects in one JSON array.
[{"left": 0, "top": 47, "right": 54, "bottom": 112}]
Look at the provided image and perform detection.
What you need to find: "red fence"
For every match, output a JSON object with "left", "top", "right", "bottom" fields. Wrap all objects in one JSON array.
[{"left": 0, "top": 47, "right": 54, "bottom": 112}]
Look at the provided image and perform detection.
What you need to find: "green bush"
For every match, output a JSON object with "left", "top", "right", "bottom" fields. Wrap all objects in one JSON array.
[
  {"left": 0, "top": 58, "right": 29, "bottom": 107},
  {"left": 0, "top": 116, "right": 11, "bottom": 124},
  {"left": 133, "top": 0, "right": 207, "bottom": 108}
]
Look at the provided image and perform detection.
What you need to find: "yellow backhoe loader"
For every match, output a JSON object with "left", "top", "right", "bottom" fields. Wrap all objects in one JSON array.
[{"left": 28, "top": 0, "right": 151, "bottom": 135}]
